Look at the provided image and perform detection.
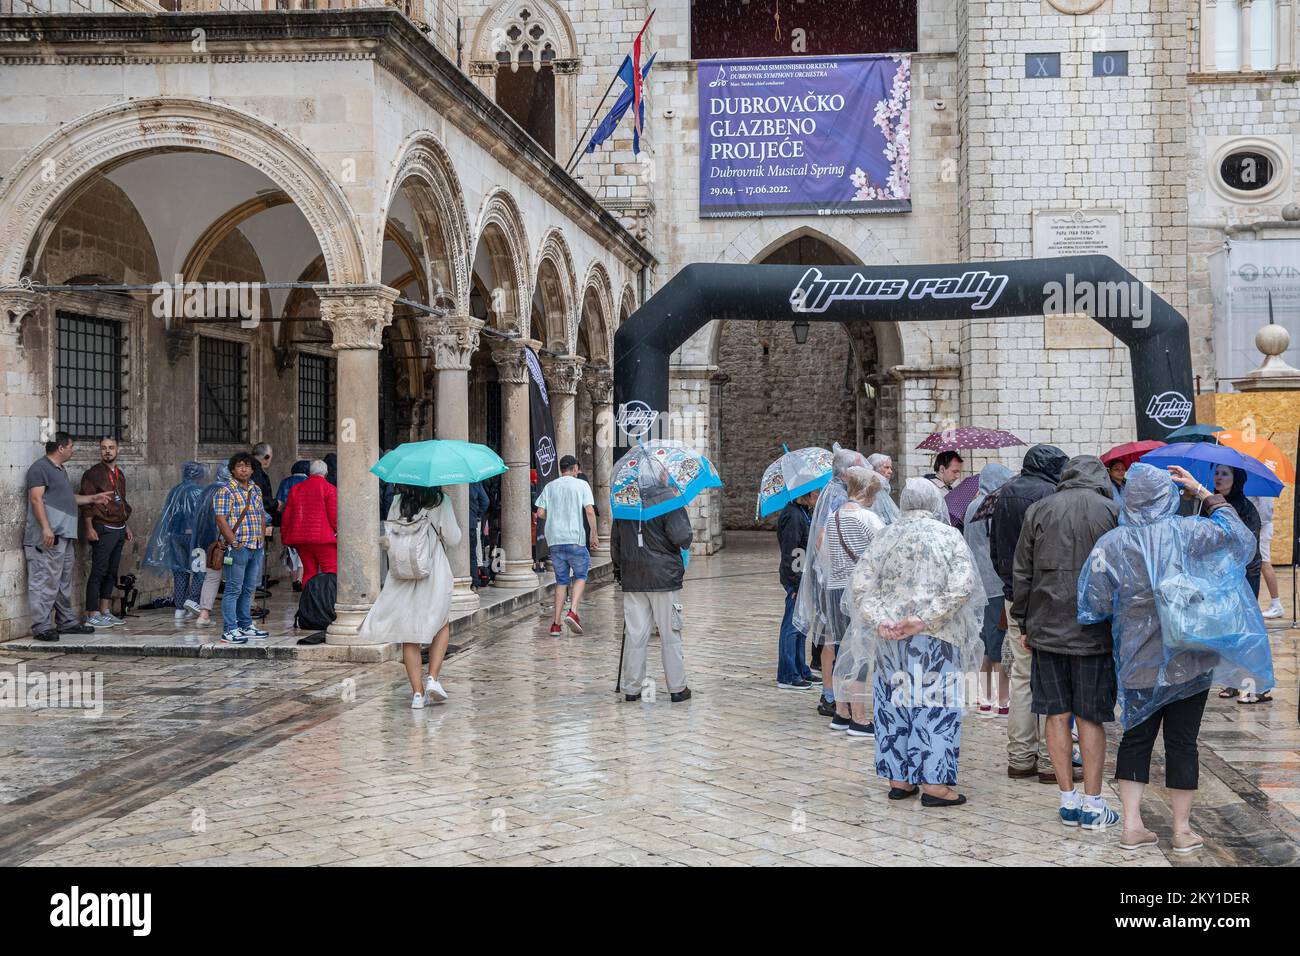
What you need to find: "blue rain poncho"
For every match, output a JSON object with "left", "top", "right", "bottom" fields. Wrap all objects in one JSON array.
[
  {"left": 963, "top": 462, "right": 1013, "bottom": 601},
  {"left": 1077, "top": 463, "right": 1275, "bottom": 730},
  {"left": 792, "top": 445, "right": 865, "bottom": 645},
  {"left": 191, "top": 464, "right": 233, "bottom": 557},
  {"left": 142, "top": 460, "right": 208, "bottom": 574}
]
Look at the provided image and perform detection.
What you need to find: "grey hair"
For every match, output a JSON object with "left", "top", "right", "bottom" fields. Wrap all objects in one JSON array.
[
  {"left": 867, "top": 453, "right": 892, "bottom": 472},
  {"left": 832, "top": 446, "right": 867, "bottom": 478},
  {"left": 309, "top": 459, "right": 329, "bottom": 477},
  {"left": 844, "top": 466, "right": 881, "bottom": 504},
  {"left": 253, "top": 442, "right": 273, "bottom": 459}
]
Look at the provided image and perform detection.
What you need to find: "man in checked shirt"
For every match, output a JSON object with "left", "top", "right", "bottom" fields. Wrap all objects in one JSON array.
[{"left": 214, "top": 451, "right": 268, "bottom": 644}]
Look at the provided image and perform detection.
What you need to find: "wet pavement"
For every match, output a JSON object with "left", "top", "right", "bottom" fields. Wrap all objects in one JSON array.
[{"left": 1, "top": 533, "right": 1296, "bottom": 867}]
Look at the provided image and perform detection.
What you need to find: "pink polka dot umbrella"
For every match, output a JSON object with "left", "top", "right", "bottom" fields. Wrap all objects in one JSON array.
[{"left": 916, "top": 427, "right": 1026, "bottom": 452}]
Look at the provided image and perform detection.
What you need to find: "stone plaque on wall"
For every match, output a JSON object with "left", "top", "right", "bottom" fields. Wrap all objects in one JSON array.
[{"left": 1034, "top": 207, "right": 1124, "bottom": 350}]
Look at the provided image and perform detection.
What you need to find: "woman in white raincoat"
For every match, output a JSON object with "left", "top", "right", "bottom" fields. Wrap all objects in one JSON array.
[
  {"left": 793, "top": 445, "right": 866, "bottom": 707},
  {"left": 359, "top": 483, "right": 461, "bottom": 708},
  {"left": 867, "top": 453, "right": 901, "bottom": 524},
  {"left": 1077, "top": 463, "right": 1274, "bottom": 854},
  {"left": 837, "top": 478, "right": 983, "bottom": 807}
]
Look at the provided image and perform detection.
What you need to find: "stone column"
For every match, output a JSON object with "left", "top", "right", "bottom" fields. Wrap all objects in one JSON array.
[
  {"left": 1240, "top": 0, "right": 1255, "bottom": 71},
  {"left": 543, "top": 353, "right": 582, "bottom": 458},
  {"left": 583, "top": 367, "right": 614, "bottom": 552},
  {"left": 490, "top": 340, "right": 539, "bottom": 589},
  {"left": 318, "top": 284, "right": 398, "bottom": 644},
  {"left": 428, "top": 312, "right": 484, "bottom": 613}
]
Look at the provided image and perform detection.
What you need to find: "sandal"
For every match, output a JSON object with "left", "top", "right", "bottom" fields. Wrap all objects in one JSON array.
[
  {"left": 1237, "top": 692, "right": 1272, "bottom": 705},
  {"left": 1217, "top": 687, "right": 1239, "bottom": 699}
]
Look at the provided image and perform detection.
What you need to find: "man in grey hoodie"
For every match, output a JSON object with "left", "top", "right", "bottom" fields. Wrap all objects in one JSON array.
[{"left": 1013, "top": 455, "right": 1121, "bottom": 826}]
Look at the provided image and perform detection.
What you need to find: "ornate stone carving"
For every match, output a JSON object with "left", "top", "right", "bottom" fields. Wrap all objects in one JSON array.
[
  {"left": 0, "top": 289, "right": 42, "bottom": 338},
  {"left": 385, "top": 134, "right": 471, "bottom": 308},
  {"left": 491, "top": 341, "right": 530, "bottom": 384},
  {"left": 582, "top": 366, "right": 613, "bottom": 406},
  {"left": 542, "top": 354, "right": 583, "bottom": 395},
  {"left": 318, "top": 285, "right": 399, "bottom": 351},
  {"left": 163, "top": 326, "right": 197, "bottom": 365},
  {"left": 427, "top": 314, "right": 483, "bottom": 371}
]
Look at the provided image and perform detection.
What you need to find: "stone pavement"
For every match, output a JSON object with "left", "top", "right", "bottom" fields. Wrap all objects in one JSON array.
[{"left": 1, "top": 533, "right": 1296, "bottom": 867}]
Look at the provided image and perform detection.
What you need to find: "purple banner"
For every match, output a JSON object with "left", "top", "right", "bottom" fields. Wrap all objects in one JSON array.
[{"left": 697, "top": 54, "right": 911, "bottom": 218}]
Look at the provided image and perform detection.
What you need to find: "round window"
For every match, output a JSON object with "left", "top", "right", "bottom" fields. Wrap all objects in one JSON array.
[{"left": 1220, "top": 151, "right": 1276, "bottom": 192}]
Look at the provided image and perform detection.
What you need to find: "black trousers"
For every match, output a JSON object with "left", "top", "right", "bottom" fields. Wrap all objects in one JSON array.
[
  {"left": 85, "top": 524, "right": 126, "bottom": 609},
  {"left": 1115, "top": 688, "right": 1210, "bottom": 790}
]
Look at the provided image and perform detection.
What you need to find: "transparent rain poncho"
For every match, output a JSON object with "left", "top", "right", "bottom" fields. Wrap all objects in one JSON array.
[
  {"left": 866, "top": 453, "right": 901, "bottom": 524},
  {"left": 792, "top": 446, "right": 866, "bottom": 645},
  {"left": 143, "top": 460, "right": 209, "bottom": 575},
  {"left": 963, "top": 462, "right": 1013, "bottom": 600},
  {"left": 834, "top": 478, "right": 985, "bottom": 708},
  {"left": 1077, "top": 463, "right": 1276, "bottom": 730},
  {"left": 191, "top": 464, "right": 233, "bottom": 559}
]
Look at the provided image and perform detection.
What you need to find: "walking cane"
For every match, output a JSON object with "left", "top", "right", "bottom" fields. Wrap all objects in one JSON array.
[{"left": 615, "top": 616, "right": 627, "bottom": 695}]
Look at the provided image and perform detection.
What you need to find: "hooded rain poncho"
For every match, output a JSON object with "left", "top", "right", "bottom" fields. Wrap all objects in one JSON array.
[
  {"left": 963, "top": 462, "right": 1013, "bottom": 601},
  {"left": 833, "top": 478, "right": 984, "bottom": 707},
  {"left": 1077, "top": 462, "right": 1275, "bottom": 729},
  {"left": 191, "top": 465, "right": 233, "bottom": 558},
  {"left": 143, "top": 460, "right": 208, "bottom": 575},
  {"left": 791, "top": 445, "right": 865, "bottom": 644}
]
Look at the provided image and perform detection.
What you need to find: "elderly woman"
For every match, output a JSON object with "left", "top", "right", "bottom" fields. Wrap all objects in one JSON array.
[
  {"left": 793, "top": 445, "right": 867, "bottom": 706},
  {"left": 819, "top": 466, "right": 885, "bottom": 736},
  {"left": 963, "top": 462, "right": 1013, "bottom": 716},
  {"left": 838, "top": 478, "right": 983, "bottom": 807},
  {"left": 866, "top": 452, "right": 901, "bottom": 525},
  {"left": 1078, "top": 463, "right": 1274, "bottom": 854}
]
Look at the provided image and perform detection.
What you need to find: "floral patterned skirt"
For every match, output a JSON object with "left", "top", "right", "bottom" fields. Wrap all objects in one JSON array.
[{"left": 872, "top": 634, "right": 963, "bottom": 785}]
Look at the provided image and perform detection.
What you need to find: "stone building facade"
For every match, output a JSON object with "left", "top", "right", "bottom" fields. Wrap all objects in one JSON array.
[{"left": 0, "top": 0, "right": 1296, "bottom": 639}]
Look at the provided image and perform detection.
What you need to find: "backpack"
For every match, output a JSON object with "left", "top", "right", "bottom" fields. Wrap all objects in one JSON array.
[
  {"left": 295, "top": 572, "right": 336, "bottom": 631},
  {"left": 385, "top": 512, "right": 436, "bottom": 580}
]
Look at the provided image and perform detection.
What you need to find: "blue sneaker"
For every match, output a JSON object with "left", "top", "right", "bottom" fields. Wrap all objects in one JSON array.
[
  {"left": 1058, "top": 805, "right": 1082, "bottom": 827},
  {"left": 220, "top": 630, "right": 248, "bottom": 645},
  {"left": 239, "top": 626, "right": 269, "bottom": 639},
  {"left": 1080, "top": 803, "right": 1120, "bottom": 831}
]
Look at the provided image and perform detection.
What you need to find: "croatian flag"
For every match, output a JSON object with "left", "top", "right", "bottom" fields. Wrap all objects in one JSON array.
[{"left": 632, "top": 11, "right": 654, "bottom": 143}]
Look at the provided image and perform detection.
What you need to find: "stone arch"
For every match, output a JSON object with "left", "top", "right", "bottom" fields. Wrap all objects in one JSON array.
[
  {"left": 381, "top": 132, "right": 472, "bottom": 312},
  {"left": 532, "top": 227, "right": 577, "bottom": 350},
  {"left": 0, "top": 97, "right": 369, "bottom": 287},
  {"left": 618, "top": 282, "right": 637, "bottom": 324},
  {"left": 578, "top": 261, "right": 615, "bottom": 367},
  {"left": 471, "top": 0, "right": 579, "bottom": 69},
  {"left": 472, "top": 188, "right": 532, "bottom": 333}
]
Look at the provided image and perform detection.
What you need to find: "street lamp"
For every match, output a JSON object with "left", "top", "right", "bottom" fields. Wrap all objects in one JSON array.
[{"left": 791, "top": 320, "right": 809, "bottom": 344}]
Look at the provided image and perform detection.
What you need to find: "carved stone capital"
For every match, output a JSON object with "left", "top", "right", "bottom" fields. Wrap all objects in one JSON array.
[
  {"left": 1, "top": 289, "right": 42, "bottom": 337},
  {"left": 164, "top": 327, "right": 197, "bottom": 365},
  {"left": 582, "top": 366, "right": 613, "bottom": 406},
  {"left": 317, "top": 285, "right": 398, "bottom": 351},
  {"left": 426, "top": 314, "right": 483, "bottom": 371},
  {"left": 542, "top": 354, "right": 584, "bottom": 396},
  {"left": 491, "top": 341, "right": 530, "bottom": 384}
]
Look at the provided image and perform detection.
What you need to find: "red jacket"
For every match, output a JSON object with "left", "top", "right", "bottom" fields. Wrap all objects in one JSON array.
[{"left": 281, "top": 475, "right": 337, "bottom": 546}]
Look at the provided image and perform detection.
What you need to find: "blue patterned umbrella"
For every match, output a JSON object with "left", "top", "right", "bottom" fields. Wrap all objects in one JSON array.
[
  {"left": 611, "top": 440, "right": 723, "bottom": 520},
  {"left": 756, "top": 446, "right": 834, "bottom": 519}
]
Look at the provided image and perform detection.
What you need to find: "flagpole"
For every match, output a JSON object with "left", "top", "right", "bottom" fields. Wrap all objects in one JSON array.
[{"left": 564, "top": 70, "right": 621, "bottom": 175}]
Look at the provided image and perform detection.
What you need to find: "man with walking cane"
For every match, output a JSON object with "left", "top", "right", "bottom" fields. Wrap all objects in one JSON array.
[{"left": 612, "top": 482, "right": 694, "bottom": 703}]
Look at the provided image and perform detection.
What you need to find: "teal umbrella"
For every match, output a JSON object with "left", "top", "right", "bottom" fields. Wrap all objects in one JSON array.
[
  {"left": 1164, "top": 423, "right": 1222, "bottom": 443},
  {"left": 371, "top": 440, "right": 507, "bottom": 487}
]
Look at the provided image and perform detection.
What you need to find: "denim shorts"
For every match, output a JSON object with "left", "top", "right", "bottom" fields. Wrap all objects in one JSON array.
[{"left": 550, "top": 544, "right": 590, "bottom": 585}]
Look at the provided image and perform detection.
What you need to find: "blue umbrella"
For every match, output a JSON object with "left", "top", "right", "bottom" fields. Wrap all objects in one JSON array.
[
  {"left": 1139, "top": 442, "right": 1284, "bottom": 497},
  {"left": 756, "top": 446, "right": 834, "bottom": 519},
  {"left": 611, "top": 440, "right": 723, "bottom": 520},
  {"left": 371, "top": 440, "right": 507, "bottom": 487},
  {"left": 1164, "top": 423, "right": 1222, "bottom": 443}
]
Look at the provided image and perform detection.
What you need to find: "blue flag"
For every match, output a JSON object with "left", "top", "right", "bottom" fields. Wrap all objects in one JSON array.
[{"left": 584, "top": 52, "right": 657, "bottom": 156}]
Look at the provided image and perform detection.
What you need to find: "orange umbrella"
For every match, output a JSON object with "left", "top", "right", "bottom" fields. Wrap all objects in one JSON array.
[{"left": 1217, "top": 431, "right": 1296, "bottom": 484}]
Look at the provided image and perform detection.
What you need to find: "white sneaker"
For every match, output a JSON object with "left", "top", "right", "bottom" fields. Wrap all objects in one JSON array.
[
  {"left": 88, "top": 613, "right": 115, "bottom": 628},
  {"left": 411, "top": 692, "right": 426, "bottom": 709},
  {"left": 424, "top": 676, "right": 448, "bottom": 702},
  {"left": 183, "top": 600, "right": 203, "bottom": 616},
  {"left": 1262, "top": 601, "right": 1284, "bottom": 619},
  {"left": 174, "top": 609, "right": 194, "bottom": 622}
]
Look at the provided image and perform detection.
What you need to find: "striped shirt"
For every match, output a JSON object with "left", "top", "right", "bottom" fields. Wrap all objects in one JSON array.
[
  {"left": 213, "top": 480, "right": 266, "bottom": 548},
  {"left": 826, "top": 506, "right": 883, "bottom": 588}
]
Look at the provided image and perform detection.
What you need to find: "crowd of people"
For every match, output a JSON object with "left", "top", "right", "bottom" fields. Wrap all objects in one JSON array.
[{"left": 760, "top": 442, "right": 1278, "bottom": 847}]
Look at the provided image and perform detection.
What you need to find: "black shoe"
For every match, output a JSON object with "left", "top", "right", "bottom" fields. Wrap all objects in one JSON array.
[
  {"left": 921, "top": 792, "right": 967, "bottom": 808},
  {"left": 777, "top": 679, "right": 813, "bottom": 690},
  {"left": 625, "top": 693, "right": 641, "bottom": 702},
  {"left": 670, "top": 688, "right": 692, "bottom": 703},
  {"left": 33, "top": 630, "right": 59, "bottom": 642},
  {"left": 829, "top": 713, "right": 852, "bottom": 731},
  {"left": 847, "top": 720, "right": 875, "bottom": 738},
  {"left": 816, "top": 696, "right": 836, "bottom": 717},
  {"left": 59, "top": 624, "right": 94, "bottom": 635},
  {"left": 888, "top": 786, "right": 919, "bottom": 801},
  {"left": 292, "top": 581, "right": 303, "bottom": 593}
]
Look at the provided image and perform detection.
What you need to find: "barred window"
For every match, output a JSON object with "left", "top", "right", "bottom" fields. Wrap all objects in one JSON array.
[
  {"left": 298, "top": 353, "right": 335, "bottom": 444},
  {"left": 55, "top": 311, "right": 125, "bottom": 441},
  {"left": 198, "top": 336, "right": 249, "bottom": 445}
]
